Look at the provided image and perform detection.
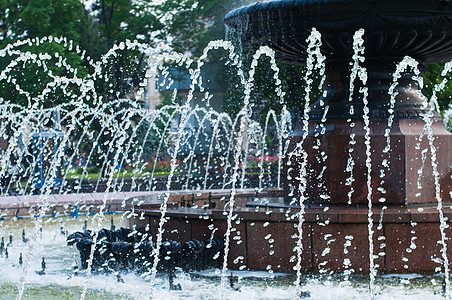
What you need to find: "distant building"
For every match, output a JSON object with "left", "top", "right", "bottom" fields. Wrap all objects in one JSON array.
[
  {"left": 143, "top": 73, "right": 162, "bottom": 110},
  {"left": 157, "top": 64, "right": 227, "bottom": 176}
]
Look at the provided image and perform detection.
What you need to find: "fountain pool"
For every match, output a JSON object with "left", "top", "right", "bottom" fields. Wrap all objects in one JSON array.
[
  {"left": 0, "top": 0, "right": 451, "bottom": 298},
  {"left": 0, "top": 216, "right": 447, "bottom": 299}
]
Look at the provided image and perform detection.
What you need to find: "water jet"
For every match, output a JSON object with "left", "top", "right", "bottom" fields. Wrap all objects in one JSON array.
[
  {"left": 131, "top": 0, "right": 452, "bottom": 289},
  {"left": 0, "top": 0, "right": 451, "bottom": 298}
]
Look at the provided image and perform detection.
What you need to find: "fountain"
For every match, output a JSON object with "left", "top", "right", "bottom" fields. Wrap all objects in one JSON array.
[
  {"left": 224, "top": 0, "right": 452, "bottom": 206},
  {"left": 130, "top": 0, "right": 452, "bottom": 296},
  {"left": 0, "top": 0, "right": 451, "bottom": 298},
  {"left": 0, "top": 36, "right": 293, "bottom": 298}
]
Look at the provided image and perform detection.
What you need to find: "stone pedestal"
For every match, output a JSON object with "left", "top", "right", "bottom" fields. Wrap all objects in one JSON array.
[
  {"left": 284, "top": 64, "right": 452, "bottom": 206},
  {"left": 133, "top": 200, "right": 452, "bottom": 274},
  {"left": 285, "top": 119, "right": 452, "bottom": 205}
]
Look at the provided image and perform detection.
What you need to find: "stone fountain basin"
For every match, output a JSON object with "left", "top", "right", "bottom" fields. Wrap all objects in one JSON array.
[
  {"left": 131, "top": 190, "right": 452, "bottom": 275},
  {"left": 225, "top": 0, "right": 452, "bottom": 64}
]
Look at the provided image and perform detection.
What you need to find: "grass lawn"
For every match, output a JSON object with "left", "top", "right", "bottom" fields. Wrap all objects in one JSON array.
[{"left": 66, "top": 170, "right": 178, "bottom": 180}]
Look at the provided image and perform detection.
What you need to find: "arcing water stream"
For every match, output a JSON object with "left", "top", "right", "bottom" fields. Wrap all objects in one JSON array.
[{"left": 0, "top": 27, "right": 450, "bottom": 299}]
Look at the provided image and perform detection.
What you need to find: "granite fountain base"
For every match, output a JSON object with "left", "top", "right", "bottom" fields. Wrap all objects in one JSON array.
[{"left": 129, "top": 189, "right": 452, "bottom": 275}]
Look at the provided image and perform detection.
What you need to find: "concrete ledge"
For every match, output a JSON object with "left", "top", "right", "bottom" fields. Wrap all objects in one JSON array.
[{"left": 132, "top": 196, "right": 452, "bottom": 274}]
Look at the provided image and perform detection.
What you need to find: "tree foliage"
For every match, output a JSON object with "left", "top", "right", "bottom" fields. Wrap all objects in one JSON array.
[
  {"left": 156, "top": 0, "right": 252, "bottom": 56},
  {"left": 155, "top": 0, "right": 316, "bottom": 123},
  {"left": 157, "top": 0, "right": 452, "bottom": 127},
  {"left": 0, "top": 0, "right": 164, "bottom": 107},
  {"left": 0, "top": 0, "right": 450, "bottom": 122},
  {"left": 88, "top": 0, "right": 163, "bottom": 99},
  {"left": 0, "top": 0, "right": 91, "bottom": 107},
  {"left": 423, "top": 63, "right": 452, "bottom": 112}
]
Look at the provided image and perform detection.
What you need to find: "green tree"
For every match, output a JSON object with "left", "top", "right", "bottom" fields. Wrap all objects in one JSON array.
[
  {"left": 156, "top": 0, "right": 250, "bottom": 56},
  {"left": 423, "top": 63, "right": 452, "bottom": 110},
  {"left": 0, "top": 0, "right": 91, "bottom": 108},
  {"left": 0, "top": 0, "right": 165, "bottom": 107},
  {"left": 156, "top": 0, "right": 312, "bottom": 124},
  {"left": 88, "top": 0, "right": 163, "bottom": 99},
  {"left": 159, "top": 0, "right": 451, "bottom": 129}
]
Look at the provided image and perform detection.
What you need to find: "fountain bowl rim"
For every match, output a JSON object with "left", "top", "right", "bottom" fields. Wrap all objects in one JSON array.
[{"left": 224, "top": 0, "right": 391, "bottom": 21}]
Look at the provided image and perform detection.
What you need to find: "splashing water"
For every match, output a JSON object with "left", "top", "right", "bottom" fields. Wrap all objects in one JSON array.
[
  {"left": 0, "top": 23, "right": 450, "bottom": 300},
  {"left": 291, "top": 28, "right": 325, "bottom": 296}
]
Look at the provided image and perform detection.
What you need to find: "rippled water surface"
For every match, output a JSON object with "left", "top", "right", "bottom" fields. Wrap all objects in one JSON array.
[{"left": 0, "top": 215, "right": 445, "bottom": 299}]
